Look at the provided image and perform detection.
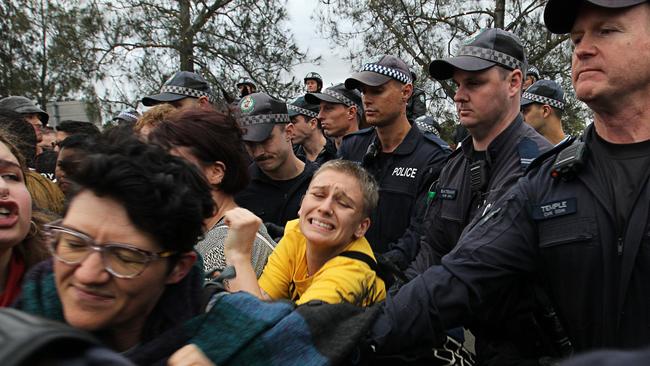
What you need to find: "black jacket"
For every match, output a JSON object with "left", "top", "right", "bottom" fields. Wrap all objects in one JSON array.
[
  {"left": 338, "top": 125, "right": 450, "bottom": 254},
  {"left": 235, "top": 161, "right": 318, "bottom": 228},
  {"left": 371, "top": 123, "right": 650, "bottom": 354},
  {"left": 405, "top": 115, "right": 551, "bottom": 274},
  {"left": 294, "top": 137, "right": 337, "bottom": 165}
]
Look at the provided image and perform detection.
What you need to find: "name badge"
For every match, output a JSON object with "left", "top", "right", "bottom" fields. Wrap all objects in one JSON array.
[
  {"left": 531, "top": 198, "right": 577, "bottom": 220},
  {"left": 439, "top": 188, "right": 457, "bottom": 200}
]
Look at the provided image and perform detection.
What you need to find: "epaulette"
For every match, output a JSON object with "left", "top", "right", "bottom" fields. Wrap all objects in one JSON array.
[
  {"left": 525, "top": 135, "right": 576, "bottom": 174},
  {"left": 422, "top": 131, "right": 452, "bottom": 152},
  {"left": 517, "top": 137, "right": 541, "bottom": 170}
]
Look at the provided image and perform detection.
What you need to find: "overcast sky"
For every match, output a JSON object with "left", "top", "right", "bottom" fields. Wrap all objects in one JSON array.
[{"left": 285, "top": 0, "right": 352, "bottom": 86}]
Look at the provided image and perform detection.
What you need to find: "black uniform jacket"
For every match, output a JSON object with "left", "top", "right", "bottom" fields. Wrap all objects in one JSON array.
[
  {"left": 371, "top": 123, "right": 650, "bottom": 354},
  {"left": 405, "top": 115, "right": 551, "bottom": 274},
  {"left": 235, "top": 161, "right": 318, "bottom": 228},
  {"left": 338, "top": 125, "right": 450, "bottom": 253}
]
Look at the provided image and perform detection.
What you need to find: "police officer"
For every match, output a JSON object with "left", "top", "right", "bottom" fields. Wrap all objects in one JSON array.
[
  {"left": 521, "top": 80, "right": 567, "bottom": 144},
  {"left": 369, "top": 0, "right": 650, "bottom": 360},
  {"left": 340, "top": 55, "right": 450, "bottom": 255},
  {"left": 304, "top": 72, "right": 323, "bottom": 93},
  {"left": 235, "top": 93, "right": 317, "bottom": 238},
  {"left": 523, "top": 65, "right": 540, "bottom": 90},
  {"left": 386, "top": 28, "right": 551, "bottom": 276},
  {"left": 142, "top": 71, "right": 216, "bottom": 110},
  {"left": 286, "top": 95, "right": 336, "bottom": 164},
  {"left": 236, "top": 78, "right": 257, "bottom": 98}
]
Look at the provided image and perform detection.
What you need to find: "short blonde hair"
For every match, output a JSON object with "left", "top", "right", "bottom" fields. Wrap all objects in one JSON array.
[{"left": 312, "top": 159, "right": 378, "bottom": 217}]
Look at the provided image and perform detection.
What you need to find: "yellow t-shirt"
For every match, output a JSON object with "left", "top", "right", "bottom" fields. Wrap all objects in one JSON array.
[{"left": 258, "top": 219, "right": 386, "bottom": 306}]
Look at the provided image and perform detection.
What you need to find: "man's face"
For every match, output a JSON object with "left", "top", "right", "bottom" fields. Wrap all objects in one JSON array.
[
  {"left": 55, "top": 191, "right": 181, "bottom": 338},
  {"left": 523, "top": 75, "right": 536, "bottom": 90},
  {"left": 305, "top": 80, "right": 319, "bottom": 92},
  {"left": 55, "top": 147, "right": 83, "bottom": 195},
  {"left": 244, "top": 125, "right": 292, "bottom": 175},
  {"left": 289, "top": 115, "right": 315, "bottom": 145},
  {"left": 452, "top": 67, "right": 512, "bottom": 131},
  {"left": 359, "top": 80, "right": 409, "bottom": 128},
  {"left": 298, "top": 169, "right": 369, "bottom": 249},
  {"left": 317, "top": 101, "right": 353, "bottom": 138},
  {"left": 521, "top": 103, "right": 546, "bottom": 132},
  {"left": 570, "top": 3, "right": 650, "bottom": 106},
  {"left": 54, "top": 131, "right": 70, "bottom": 152},
  {"left": 24, "top": 114, "right": 43, "bottom": 142}
]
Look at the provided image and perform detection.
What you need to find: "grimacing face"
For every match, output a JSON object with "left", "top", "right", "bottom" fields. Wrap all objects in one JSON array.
[{"left": 298, "top": 169, "right": 370, "bottom": 250}]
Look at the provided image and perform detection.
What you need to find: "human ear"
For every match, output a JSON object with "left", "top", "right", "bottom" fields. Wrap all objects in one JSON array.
[
  {"left": 347, "top": 106, "right": 357, "bottom": 120},
  {"left": 402, "top": 83, "right": 413, "bottom": 101},
  {"left": 205, "top": 161, "right": 226, "bottom": 186},
  {"left": 509, "top": 70, "right": 523, "bottom": 96},
  {"left": 353, "top": 217, "right": 371, "bottom": 239},
  {"left": 166, "top": 251, "right": 198, "bottom": 284}
]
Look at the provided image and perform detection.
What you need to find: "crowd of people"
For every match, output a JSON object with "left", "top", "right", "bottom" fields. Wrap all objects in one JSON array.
[{"left": 0, "top": 0, "right": 648, "bottom": 365}]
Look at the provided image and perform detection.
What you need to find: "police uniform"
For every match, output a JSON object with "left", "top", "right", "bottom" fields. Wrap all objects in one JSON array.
[
  {"left": 236, "top": 161, "right": 318, "bottom": 230},
  {"left": 338, "top": 125, "right": 450, "bottom": 254},
  {"left": 294, "top": 137, "right": 337, "bottom": 165},
  {"left": 404, "top": 115, "right": 551, "bottom": 274},
  {"left": 370, "top": 123, "right": 650, "bottom": 355}
]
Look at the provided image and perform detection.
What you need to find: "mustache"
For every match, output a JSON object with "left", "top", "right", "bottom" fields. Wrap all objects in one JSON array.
[{"left": 254, "top": 155, "right": 273, "bottom": 162}]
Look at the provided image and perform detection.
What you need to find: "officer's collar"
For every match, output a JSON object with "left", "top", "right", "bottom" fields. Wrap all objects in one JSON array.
[
  {"left": 461, "top": 114, "right": 524, "bottom": 163},
  {"left": 374, "top": 124, "right": 421, "bottom": 156}
]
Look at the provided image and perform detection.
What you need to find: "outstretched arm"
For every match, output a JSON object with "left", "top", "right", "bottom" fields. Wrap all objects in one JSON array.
[{"left": 222, "top": 207, "right": 269, "bottom": 300}]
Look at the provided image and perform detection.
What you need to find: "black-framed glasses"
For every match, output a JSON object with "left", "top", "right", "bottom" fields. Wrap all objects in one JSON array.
[{"left": 44, "top": 222, "right": 177, "bottom": 279}]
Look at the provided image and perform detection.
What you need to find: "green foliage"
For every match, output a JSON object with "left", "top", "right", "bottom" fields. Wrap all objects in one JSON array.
[
  {"left": 0, "top": 0, "right": 104, "bottom": 115},
  {"left": 317, "top": 0, "right": 590, "bottom": 141}
]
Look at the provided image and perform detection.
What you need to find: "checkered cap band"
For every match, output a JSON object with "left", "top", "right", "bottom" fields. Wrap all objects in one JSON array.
[
  {"left": 323, "top": 89, "right": 358, "bottom": 108},
  {"left": 161, "top": 85, "right": 215, "bottom": 104},
  {"left": 522, "top": 92, "right": 565, "bottom": 110},
  {"left": 362, "top": 63, "right": 412, "bottom": 84},
  {"left": 238, "top": 113, "right": 290, "bottom": 127},
  {"left": 287, "top": 104, "right": 318, "bottom": 119},
  {"left": 459, "top": 46, "right": 524, "bottom": 71},
  {"left": 416, "top": 120, "right": 440, "bottom": 136},
  {"left": 117, "top": 112, "right": 138, "bottom": 121}
]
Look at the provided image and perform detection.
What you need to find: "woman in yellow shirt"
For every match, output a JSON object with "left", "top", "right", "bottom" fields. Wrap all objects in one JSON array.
[{"left": 224, "top": 160, "right": 385, "bottom": 306}]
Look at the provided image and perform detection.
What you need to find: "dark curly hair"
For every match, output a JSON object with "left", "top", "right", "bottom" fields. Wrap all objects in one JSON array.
[
  {"left": 147, "top": 109, "right": 250, "bottom": 195},
  {"left": 68, "top": 137, "right": 214, "bottom": 253}
]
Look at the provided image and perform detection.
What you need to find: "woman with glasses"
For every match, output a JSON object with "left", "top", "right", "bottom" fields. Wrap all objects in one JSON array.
[
  {"left": 148, "top": 109, "right": 275, "bottom": 279},
  {"left": 17, "top": 138, "right": 214, "bottom": 361},
  {"left": 0, "top": 130, "right": 49, "bottom": 306}
]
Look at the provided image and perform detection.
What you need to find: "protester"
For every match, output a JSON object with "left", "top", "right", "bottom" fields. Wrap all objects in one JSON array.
[
  {"left": 17, "top": 137, "right": 380, "bottom": 365},
  {"left": 521, "top": 79, "right": 567, "bottom": 144},
  {"left": 55, "top": 134, "right": 97, "bottom": 196},
  {"left": 0, "top": 131, "right": 50, "bottom": 306},
  {"left": 287, "top": 95, "right": 336, "bottom": 164},
  {"left": 305, "top": 83, "right": 364, "bottom": 148},
  {"left": 0, "top": 96, "right": 48, "bottom": 149},
  {"left": 141, "top": 71, "right": 217, "bottom": 110},
  {"left": 225, "top": 160, "right": 385, "bottom": 306},
  {"left": 148, "top": 109, "right": 276, "bottom": 279},
  {"left": 368, "top": 1, "right": 650, "bottom": 363},
  {"left": 341, "top": 54, "right": 450, "bottom": 255},
  {"left": 235, "top": 92, "right": 318, "bottom": 239},
  {"left": 133, "top": 103, "right": 175, "bottom": 140},
  {"left": 53, "top": 120, "right": 100, "bottom": 152},
  {"left": 304, "top": 72, "right": 323, "bottom": 93},
  {"left": 17, "top": 138, "right": 214, "bottom": 362}
]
